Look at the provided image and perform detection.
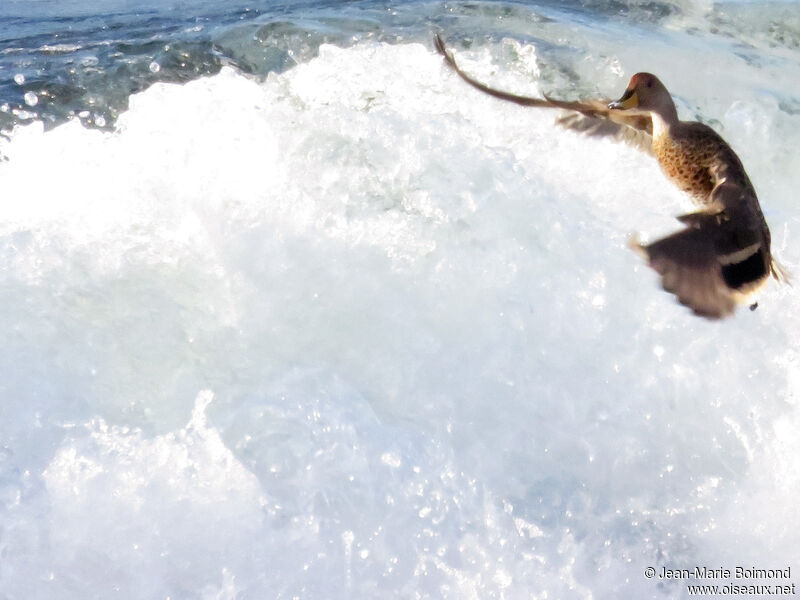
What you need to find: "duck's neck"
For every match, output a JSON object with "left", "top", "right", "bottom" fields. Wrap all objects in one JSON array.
[{"left": 650, "top": 102, "right": 680, "bottom": 139}]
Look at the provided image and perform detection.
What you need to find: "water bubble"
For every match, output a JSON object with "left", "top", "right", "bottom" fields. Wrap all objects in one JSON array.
[
  {"left": 149, "top": 61, "right": 161, "bottom": 73},
  {"left": 94, "top": 115, "right": 106, "bottom": 127},
  {"left": 23, "top": 92, "right": 38, "bottom": 107},
  {"left": 11, "top": 108, "right": 36, "bottom": 120},
  {"left": 13, "top": 73, "right": 25, "bottom": 85},
  {"left": 493, "top": 568, "right": 512, "bottom": 589}
]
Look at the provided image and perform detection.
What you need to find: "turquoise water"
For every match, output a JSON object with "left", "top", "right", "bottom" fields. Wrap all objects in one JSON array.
[{"left": 1, "top": 1, "right": 800, "bottom": 598}]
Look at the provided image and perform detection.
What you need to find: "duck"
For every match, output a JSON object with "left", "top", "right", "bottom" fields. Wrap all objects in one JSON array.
[{"left": 434, "top": 34, "right": 785, "bottom": 319}]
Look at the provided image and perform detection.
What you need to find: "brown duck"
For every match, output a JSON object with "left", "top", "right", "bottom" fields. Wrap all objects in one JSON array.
[{"left": 434, "top": 34, "right": 785, "bottom": 319}]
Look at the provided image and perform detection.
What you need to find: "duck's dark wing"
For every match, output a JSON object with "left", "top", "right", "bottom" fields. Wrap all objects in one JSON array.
[
  {"left": 433, "top": 34, "right": 653, "bottom": 152},
  {"left": 633, "top": 202, "right": 771, "bottom": 319}
]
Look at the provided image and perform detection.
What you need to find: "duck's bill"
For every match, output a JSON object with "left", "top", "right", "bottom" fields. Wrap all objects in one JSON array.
[{"left": 609, "top": 89, "right": 638, "bottom": 110}]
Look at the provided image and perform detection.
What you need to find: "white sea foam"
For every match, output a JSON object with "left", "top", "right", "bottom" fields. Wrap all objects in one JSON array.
[{"left": 0, "top": 38, "right": 799, "bottom": 598}]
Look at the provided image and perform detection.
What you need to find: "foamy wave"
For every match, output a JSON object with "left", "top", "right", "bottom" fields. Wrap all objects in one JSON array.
[{"left": 0, "top": 39, "right": 798, "bottom": 598}]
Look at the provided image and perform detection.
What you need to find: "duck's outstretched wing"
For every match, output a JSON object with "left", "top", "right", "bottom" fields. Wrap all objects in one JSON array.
[
  {"left": 433, "top": 34, "right": 653, "bottom": 152},
  {"left": 552, "top": 112, "right": 653, "bottom": 154}
]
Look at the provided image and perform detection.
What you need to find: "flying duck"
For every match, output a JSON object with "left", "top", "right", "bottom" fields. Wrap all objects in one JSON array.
[{"left": 434, "top": 34, "right": 785, "bottom": 319}]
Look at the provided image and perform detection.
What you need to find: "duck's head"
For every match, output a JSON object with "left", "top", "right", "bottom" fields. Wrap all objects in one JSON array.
[{"left": 608, "top": 72, "right": 672, "bottom": 113}]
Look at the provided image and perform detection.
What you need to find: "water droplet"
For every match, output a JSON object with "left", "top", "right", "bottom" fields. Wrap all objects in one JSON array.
[
  {"left": 14, "top": 73, "right": 25, "bottom": 85},
  {"left": 23, "top": 91, "right": 38, "bottom": 106},
  {"left": 380, "top": 451, "right": 402, "bottom": 468},
  {"left": 149, "top": 61, "right": 161, "bottom": 73}
]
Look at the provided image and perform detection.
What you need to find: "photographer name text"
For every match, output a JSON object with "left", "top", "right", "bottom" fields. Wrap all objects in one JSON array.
[{"left": 647, "top": 566, "right": 792, "bottom": 580}]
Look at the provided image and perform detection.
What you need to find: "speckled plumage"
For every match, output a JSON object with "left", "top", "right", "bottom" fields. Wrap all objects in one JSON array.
[{"left": 653, "top": 125, "right": 723, "bottom": 202}]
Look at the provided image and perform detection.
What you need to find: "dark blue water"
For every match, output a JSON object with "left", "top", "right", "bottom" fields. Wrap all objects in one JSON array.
[
  {"left": 5, "top": 0, "right": 788, "bottom": 132},
  {"left": 0, "top": 0, "right": 424, "bottom": 130}
]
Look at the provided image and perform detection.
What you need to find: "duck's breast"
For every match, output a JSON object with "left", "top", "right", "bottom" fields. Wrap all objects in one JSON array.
[{"left": 652, "top": 126, "right": 717, "bottom": 203}]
